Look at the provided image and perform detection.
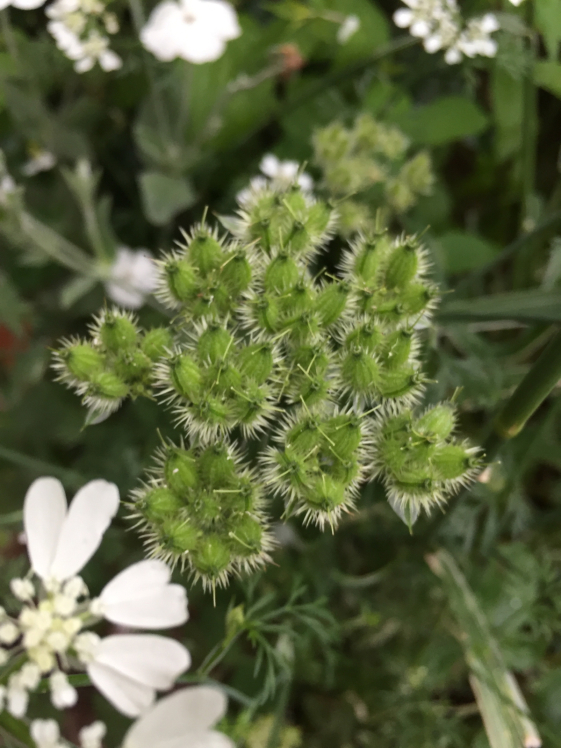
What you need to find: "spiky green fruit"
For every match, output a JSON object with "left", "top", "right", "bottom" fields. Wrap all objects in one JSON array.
[
  {"left": 164, "top": 449, "right": 199, "bottom": 493},
  {"left": 64, "top": 344, "right": 105, "bottom": 381},
  {"left": 98, "top": 314, "right": 138, "bottom": 352},
  {"left": 165, "top": 258, "right": 197, "bottom": 302},
  {"left": 142, "top": 486, "right": 185, "bottom": 521},
  {"left": 142, "top": 328, "right": 174, "bottom": 361}
]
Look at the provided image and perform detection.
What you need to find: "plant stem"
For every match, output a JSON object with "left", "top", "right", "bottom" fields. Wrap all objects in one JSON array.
[
  {"left": 0, "top": 715, "right": 33, "bottom": 748},
  {"left": 494, "top": 326, "right": 561, "bottom": 439},
  {"left": 0, "top": 509, "right": 23, "bottom": 526},
  {"left": 0, "top": 445, "right": 85, "bottom": 488},
  {"left": 521, "top": 2, "right": 537, "bottom": 233}
]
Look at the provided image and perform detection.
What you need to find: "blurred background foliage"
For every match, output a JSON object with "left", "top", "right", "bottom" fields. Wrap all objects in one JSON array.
[{"left": 2, "top": 0, "right": 561, "bottom": 746}]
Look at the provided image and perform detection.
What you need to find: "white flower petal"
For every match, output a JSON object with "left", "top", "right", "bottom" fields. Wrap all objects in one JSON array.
[
  {"left": 123, "top": 686, "right": 228, "bottom": 748},
  {"left": 88, "top": 661, "right": 155, "bottom": 717},
  {"left": 49, "top": 480, "right": 119, "bottom": 580},
  {"left": 177, "top": 28, "right": 226, "bottom": 63},
  {"left": 24, "top": 477, "right": 67, "bottom": 580},
  {"left": 393, "top": 8, "right": 413, "bottom": 28},
  {"left": 189, "top": 0, "right": 241, "bottom": 41},
  {"left": 259, "top": 154, "right": 281, "bottom": 179},
  {"left": 12, "top": 0, "right": 46, "bottom": 8},
  {"left": 93, "top": 634, "right": 190, "bottom": 690},
  {"left": 99, "top": 559, "right": 188, "bottom": 629},
  {"left": 188, "top": 732, "right": 235, "bottom": 748}
]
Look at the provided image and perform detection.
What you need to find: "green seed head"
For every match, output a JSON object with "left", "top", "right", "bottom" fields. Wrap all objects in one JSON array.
[
  {"left": 89, "top": 371, "right": 129, "bottom": 400},
  {"left": 165, "top": 258, "right": 197, "bottom": 303},
  {"left": 170, "top": 355, "right": 202, "bottom": 400},
  {"left": 98, "top": 313, "right": 138, "bottom": 352},
  {"left": 188, "top": 229, "right": 224, "bottom": 275},
  {"left": 417, "top": 404, "right": 456, "bottom": 440},
  {"left": 384, "top": 241, "right": 419, "bottom": 290},
  {"left": 141, "top": 327, "right": 174, "bottom": 361},
  {"left": 141, "top": 486, "right": 184, "bottom": 522},
  {"left": 228, "top": 515, "right": 263, "bottom": 557},
  {"left": 160, "top": 518, "right": 199, "bottom": 554},
  {"left": 192, "top": 535, "right": 231, "bottom": 579},
  {"left": 164, "top": 448, "right": 199, "bottom": 494}
]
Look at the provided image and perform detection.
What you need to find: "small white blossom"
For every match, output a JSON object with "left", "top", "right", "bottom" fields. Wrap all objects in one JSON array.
[
  {"left": 7, "top": 685, "right": 28, "bottom": 718},
  {"left": 46, "top": 0, "right": 122, "bottom": 73},
  {"left": 105, "top": 247, "right": 158, "bottom": 309},
  {"left": 237, "top": 154, "right": 313, "bottom": 206},
  {"left": 22, "top": 150, "right": 56, "bottom": 177},
  {"left": 30, "top": 719, "right": 64, "bottom": 748},
  {"left": 10, "top": 578, "right": 35, "bottom": 602},
  {"left": 0, "top": 621, "right": 19, "bottom": 644},
  {"left": 122, "top": 686, "right": 234, "bottom": 748},
  {"left": 141, "top": 0, "right": 241, "bottom": 64},
  {"left": 79, "top": 721, "right": 106, "bottom": 748},
  {"left": 337, "top": 15, "right": 360, "bottom": 44},
  {"left": 50, "top": 671, "right": 78, "bottom": 709},
  {"left": 0, "top": 174, "right": 17, "bottom": 205},
  {"left": 509, "top": 0, "right": 525, "bottom": 5}
]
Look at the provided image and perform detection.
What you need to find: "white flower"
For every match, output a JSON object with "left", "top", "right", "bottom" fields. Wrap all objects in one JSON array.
[
  {"left": 0, "top": 621, "right": 19, "bottom": 644},
  {"left": 23, "top": 477, "right": 119, "bottom": 583},
  {"left": 95, "top": 558, "right": 188, "bottom": 629},
  {"left": 30, "top": 719, "right": 64, "bottom": 748},
  {"left": 87, "top": 634, "right": 191, "bottom": 717},
  {"left": 79, "top": 721, "right": 106, "bottom": 748},
  {"left": 0, "top": 174, "right": 16, "bottom": 205},
  {"left": 0, "top": 0, "right": 45, "bottom": 9},
  {"left": 22, "top": 150, "right": 56, "bottom": 177},
  {"left": 237, "top": 155, "right": 313, "bottom": 206},
  {"left": 122, "top": 686, "right": 234, "bottom": 748},
  {"left": 337, "top": 15, "right": 360, "bottom": 44},
  {"left": 10, "top": 578, "right": 35, "bottom": 602},
  {"left": 50, "top": 671, "right": 78, "bottom": 709},
  {"left": 105, "top": 247, "right": 158, "bottom": 309},
  {"left": 509, "top": 0, "right": 525, "bottom": 5},
  {"left": 141, "top": 0, "right": 241, "bottom": 64}
]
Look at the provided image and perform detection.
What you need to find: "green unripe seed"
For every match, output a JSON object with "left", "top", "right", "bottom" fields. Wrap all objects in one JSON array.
[
  {"left": 190, "top": 397, "right": 232, "bottom": 428},
  {"left": 298, "top": 375, "right": 329, "bottom": 407},
  {"left": 197, "top": 324, "right": 234, "bottom": 364},
  {"left": 114, "top": 350, "right": 152, "bottom": 384},
  {"left": 379, "top": 368, "right": 421, "bottom": 399},
  {"left": 192, "top": 535, "right": 231, "bottom": 578},
  {"left": 280, "top": 281, "right": 314, "bottom": 317},
  {"left": 254, "top": 296, "right": 280, "bottom": 333},
  {"left": 89, "top": 371, "right": 129, "bottom": 399},
  {"left": 380, "top": 330, "right": 414, "bottom": 370},
  {"left": 142, "top": 486, "right": 184, "bottom": 521},
  {"left": 303, "top": 475, "right": 346, "bottom": 512},
  {"left": 431, "top": 445, "right": 473, "bottom": 480},
  {"left": 316, "top": 281, "right": 349, "bottom": 326},
  {"left": 228, "top": 515, "right": 263, "bottom": 557},
  {"left": 323, "top": 416, "right": 362, "bottom": 460},
  {"left": 417, "top": 404, "right": 456, "bottom": 439},
  {"left": 231, "top": 383, "right": 269, "bottom": 425},
  {"left": 99, "top": 314, "right": 138, "bottom": 352},
  {"left": 160, "top": 518, "right": 199, "bottom": 554},
  {"left": 353, "top": 235, "right": 390, "bottom": 283},
  {"left": 208, "top": 360, "right": 242, "bottom": 393},
  {"left": 165, "top": 259, "right": 197, "bottom": 302},
  {"left": 141, "top": 328, "right": 174, "bottom": 361},
  {"left": 384, "top": 242, "right": 419, "bottom": 290},
  {"left": 195, "top": 490, "right": 223, "bottom": 527},
  {"left": 188, "top": 231, "right": 224, "bottom": 275},
  {"left": 345, "top": 320, "right": 383, "bottom": 354},
  {"left": 170, "top": 355, "right": 202, "bottom": 400},
  {"left": 237, "top": 344, "right": 274, "bottom": 384},
  {"left": 287, "top": 417, "right": 323, "bottom": 455},
  {"left": 275, "top": 449, "right": 310, "bottom": 493},
  {"left": 340, "top": 347, "right": 380, "bottom": 397},
  {"left": 220, "top": 249, "right": 252, "bottom": 294},
  {"left": 264, "top": 253, "right": 300, "bottom": 292},
  {"left": 164, "top": 449, "right": 198, "bottom": 493},
  {"left": 399, "top": 283, "right": 436, "bottom": 316},
  {"left": 64, "top": 344, "right": 105, "bottom": 381},
  {"left": 199, "top": 445, "right": 236, "bottom": 488}
]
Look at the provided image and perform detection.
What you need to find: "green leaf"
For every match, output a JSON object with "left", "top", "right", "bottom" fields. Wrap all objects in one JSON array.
[
  {"left": 331, "top": 0, "right": 390, "bottom": 66},
  {"left": 139, "top": 171, "right": 197, "bottom": 226},
  {"left": 535, "top": 0, "right": 561, "bottom": 59},
  {"left": 0, "top": 271, "right": 29, "bottom": 335},
  {"left": 439, "top": 290, "right": 561, "bottom": 323},
  {"left": 491, "top": 67, "right": 524, "bottom": 161},
  {"left": 393, "top": 96, "right": 489, "bottom": 145},
  {"left": 534, "top": 60, "right": 561, "bottom": 98},
  {"left": 435, "top": 231, "right": 499, "bottom": 274}
]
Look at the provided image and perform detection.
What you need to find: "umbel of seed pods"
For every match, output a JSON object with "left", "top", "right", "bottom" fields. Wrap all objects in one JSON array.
[{"left": 54, "top": 181, "right": 480, "bottom": 591}]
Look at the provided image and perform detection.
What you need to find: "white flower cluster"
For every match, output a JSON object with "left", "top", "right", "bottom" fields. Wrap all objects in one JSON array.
[
  {"left": 237, "top": 154, "right": 313, "bottom": 206},
  {"left": 0, "top": 477, "right": 189, "bottom": 719},
  {"left": 29, "top": 686, "right": 233, "bottom": 748},
  {"left": 393, "top": 0, "right": 499, "bottom": 65},
  {"left": 46, "top": 0, "right": 121, "bottom": 73}
]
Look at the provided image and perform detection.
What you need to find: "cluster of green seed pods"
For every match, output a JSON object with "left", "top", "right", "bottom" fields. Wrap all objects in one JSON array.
[{"left": 54, "top": 178, "right": 479, "bottom": 591}]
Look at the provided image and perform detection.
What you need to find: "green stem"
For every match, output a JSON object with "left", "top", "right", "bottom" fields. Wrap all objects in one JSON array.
[
  {"left": 521, "top": 3, "right": 537, "bottom": 232},
  {"left": 0, "top": 445, "right": 85, "bottom": 488},
  {"left": 0, "top": 715, "right": 33, "bottom": 748},
  {"left": 18, "top": 212, "right": 96, "bottom": 276},
  {"left": 494, "top": 326, "right": 561, "bottom": 439},
  {"left": 0, "top": 510, "right": 23, "bottom": 526},
  {"left": 266, "top": 675, "right": 291, "bottom": 748}
]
